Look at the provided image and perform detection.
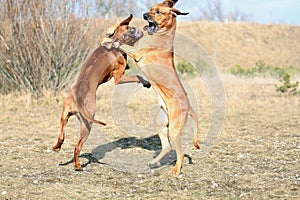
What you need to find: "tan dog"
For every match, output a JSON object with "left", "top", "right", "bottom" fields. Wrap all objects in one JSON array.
[
  {"left": 102, "top": 0, "right": 200, "bottom": 175},
  {"left": 53, "top": 15, "right": 150, "bottom": 171}
]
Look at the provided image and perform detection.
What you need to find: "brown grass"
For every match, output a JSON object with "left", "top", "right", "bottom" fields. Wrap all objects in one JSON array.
[
  {"left": 177, "top": 21, "right": 300, "bottom": 69},
  {"left": 0, "top": 74, "right": 299, "bottom": 199}
]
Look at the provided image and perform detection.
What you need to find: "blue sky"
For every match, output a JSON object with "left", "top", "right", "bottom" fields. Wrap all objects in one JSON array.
[{"left": 175, "top": 0, "right": 300, "bottom": 25}]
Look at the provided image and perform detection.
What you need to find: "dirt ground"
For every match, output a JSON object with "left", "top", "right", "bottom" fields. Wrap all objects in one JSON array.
[{"left": 0, "top": 74, "right": 299, "bottom": 199}]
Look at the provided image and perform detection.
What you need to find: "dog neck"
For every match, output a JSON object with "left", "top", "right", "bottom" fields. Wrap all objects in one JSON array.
[{"left": 141, "top": 24, "right": 176, "bottom": 53}]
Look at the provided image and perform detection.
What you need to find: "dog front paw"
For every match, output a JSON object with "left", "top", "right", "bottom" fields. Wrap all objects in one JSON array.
[
  {"left": 143, "top": 82, "right": 151, "bottom": 88},
  {"left": 137, "top": 75, "right": 151, "bottom": 88}
]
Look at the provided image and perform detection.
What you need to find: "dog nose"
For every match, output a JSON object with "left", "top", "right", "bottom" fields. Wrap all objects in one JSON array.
[
  {"left": 143, "top": 13, "right": 150, "bottom": 20},
  {"left": 130, "top": 27, "right": 136, "bottom": 34}
]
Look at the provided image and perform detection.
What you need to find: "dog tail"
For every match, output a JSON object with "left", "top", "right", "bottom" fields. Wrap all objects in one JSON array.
[
  {"left": 188, "top": 107, "right": 200, "bottom": 149},
  {"left": 79, "top": 108, "right": 106, "bottom": 126},
  {"left": 85, "top": 115, "right": 107, "bottom": 126}
]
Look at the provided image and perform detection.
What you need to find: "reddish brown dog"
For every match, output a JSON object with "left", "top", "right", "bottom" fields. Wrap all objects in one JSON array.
[
  {"left": 102, "top": 0, "right": 200, "bottom": 175},
  {"left": 53, "top": 15, "right": 150, "bottom": 171}
]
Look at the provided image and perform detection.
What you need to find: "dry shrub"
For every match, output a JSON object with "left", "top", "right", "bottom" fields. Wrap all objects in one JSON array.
[{"left": 0, "top": 0, "right": 110, "bottom": 97}]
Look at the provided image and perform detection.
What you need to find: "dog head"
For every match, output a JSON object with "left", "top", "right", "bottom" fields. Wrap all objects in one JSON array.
[
  {"left": 101, "top": 14, "right": 144, "bottom": 49},
  {"left": 143, "top": 0, "right": 189, "bottom": 35}
]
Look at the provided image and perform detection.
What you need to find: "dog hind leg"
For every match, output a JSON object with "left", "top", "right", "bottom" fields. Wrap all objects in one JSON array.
[
  {"left": 171, "top": 132, "right": 185, "bottom": 175},
  {"left": 168, "top": 111, "right": 188, "bottom": 175},
  {"left": 189, "top": 108, "right": 201, "bottom": 149},
  {"left": 148, "top": 106, "right": 172, "bottom": 167},
  {"left": 74, "top": 116, "right": 92, "bottom": 171},
  {"left": 53, "top": 95, "right": 73, "bottom": 152}
]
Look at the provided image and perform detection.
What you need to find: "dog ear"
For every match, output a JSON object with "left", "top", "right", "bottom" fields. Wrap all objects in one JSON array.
[
  {"left": 163, "top": 0, "right": 178, "bottom": 7},
  {"left": 100, "top": 37, "right": 120, "bottom": 49},
  {"left": 170, "top": 8, "right": 189, "bottom": 16},
  {"left": 120, "top": 14, "right": 133, "bottom": 26}
]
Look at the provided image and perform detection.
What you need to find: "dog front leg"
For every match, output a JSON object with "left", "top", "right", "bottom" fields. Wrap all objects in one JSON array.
[
  {"left": 116, "top": 74, "right": 151, "bottom": 88},
  {"left": 115, "top": 74, "right": 139, "bottom": 84}
]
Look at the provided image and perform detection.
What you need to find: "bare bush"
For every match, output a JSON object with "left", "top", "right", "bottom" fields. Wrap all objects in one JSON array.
[
  {"left": 0, "top": 0, "right": 98, "bottom": 97},
  {"left": 75, "top": 0, "right": 140, "bottom": 18}
]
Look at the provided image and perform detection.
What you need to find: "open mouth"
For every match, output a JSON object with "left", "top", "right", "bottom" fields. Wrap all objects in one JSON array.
[
  {"left": 144, "top": 20, "right": 159, "bottom": 35},
  {"left": 135, "top": 30, "right": 144, "bottom": 39},
  {"left": 128, "top": 30, "right": 144, "bottom": 46}
]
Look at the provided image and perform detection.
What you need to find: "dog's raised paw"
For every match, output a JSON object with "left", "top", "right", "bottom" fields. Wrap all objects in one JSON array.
[{"left": 137, "top": 75, "right": 151, "bottom": 88}]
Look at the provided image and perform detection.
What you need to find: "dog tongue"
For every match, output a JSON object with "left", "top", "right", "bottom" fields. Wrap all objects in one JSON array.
[{"left": 144, "top": 25, "right": 156, "bottom": 35}]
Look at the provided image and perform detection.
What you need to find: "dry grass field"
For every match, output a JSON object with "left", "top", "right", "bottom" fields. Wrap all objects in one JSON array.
[
  {"left": 177, "top": 21, "right": 300, "bottom": 70},
  {"left": 1, "top": 18, "right": 300, "bottom": 199},
  {"left": 0, "top": 74, "right": 299, "bottom": 199}
]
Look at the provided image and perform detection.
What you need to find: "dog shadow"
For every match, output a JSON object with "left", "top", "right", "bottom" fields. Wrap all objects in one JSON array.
[
  {"left": 91, "top": 135, "right": 178, "bottom": 168},
  {"left": 59, "top": 135, "right": 193, "bottom": 171},
  {"left": 58, "top": 152, "right": 105, "bottom": 168}
]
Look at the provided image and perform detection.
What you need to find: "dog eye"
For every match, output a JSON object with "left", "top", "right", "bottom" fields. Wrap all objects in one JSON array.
[{"left": 156, "top": 10, "right": 163, "bottom": 15}]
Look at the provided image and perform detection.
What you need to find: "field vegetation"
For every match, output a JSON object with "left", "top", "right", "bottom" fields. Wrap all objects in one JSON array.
[{"left": 0, "top": 0, "right": 299, "bottom": 199}]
